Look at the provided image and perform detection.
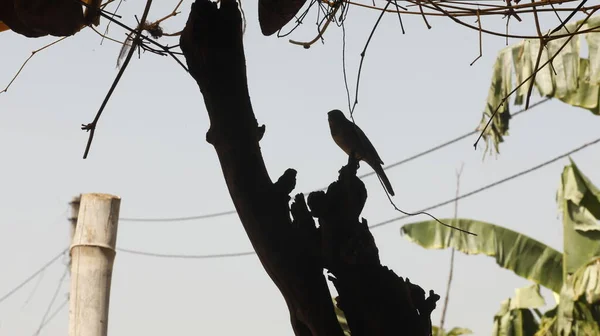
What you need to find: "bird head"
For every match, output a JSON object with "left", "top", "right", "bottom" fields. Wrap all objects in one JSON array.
[{"left": 328, "top": 109, "right": 347, "bottom": 122}]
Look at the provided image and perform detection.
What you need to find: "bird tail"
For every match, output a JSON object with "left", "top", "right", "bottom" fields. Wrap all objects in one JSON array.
[{"left": 372, "top": 164, "right": 395, "bottom": 196}]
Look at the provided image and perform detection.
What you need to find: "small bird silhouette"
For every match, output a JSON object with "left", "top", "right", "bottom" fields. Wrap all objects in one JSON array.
[{"left": 328, "top": 109, "right": 395, "bottom": 196}]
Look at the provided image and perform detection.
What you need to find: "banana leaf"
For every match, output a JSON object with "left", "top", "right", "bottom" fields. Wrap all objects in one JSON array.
[
  {"left": 478, "top": 16, "right": 600, "bottom": 155},
  {"left": 401, "top": 219, "right": 563, "bottom": 293},
  {"left": 546, "top": 276, "right": 600, "bottom": 336},
  {"left": 333, "top": 297, "right": 351, "bottom": 336},
  {"left": 557, "top": 159, "right": 600, "bottom": 275},
  {"left": 432, "top": 326, "right": 473, "bottom": 336},
  {"left": 492, "top": 284, "right": 544, "bottom": 336}
]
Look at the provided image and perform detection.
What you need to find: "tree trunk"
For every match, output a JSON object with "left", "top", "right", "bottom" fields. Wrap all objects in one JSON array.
[{"left": 179, "top": 1, "right": 439, "bottom": 335}]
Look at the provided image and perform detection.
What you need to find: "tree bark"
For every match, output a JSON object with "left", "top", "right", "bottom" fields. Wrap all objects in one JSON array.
[{"left": 179, "top": 1, "right": 439, "bottom": 335}]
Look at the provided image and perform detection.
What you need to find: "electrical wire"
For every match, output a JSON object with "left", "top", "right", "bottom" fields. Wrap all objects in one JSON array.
[
  {"left": 33, "top": 265, "right": 69, "bottom": 336},
  {"left": 21, "top": 269, "right": 46, "bottom": 309},
  {"left": 119, "top": 98, "right": 551, "bottom": 223},
  {"left": 357, "top": 98, "right": 549, "bottom": 180},
  {"left": 30, "top": 297, "right": 68, "bottom": 336},
  {"left": 0, "top": 249, "right": 68, "bottom": 305},
  {"left": 116, "top": 134, "right": 600, "bottom": 259},
  {"left": 117, "top": 247, "right": 256, "bottom": 259},
  {"left": 119, "top": 210, "right": 237, "bottom": 222},
  {"left": 369, "top": 136, "right": 600, "bottom": 228}
]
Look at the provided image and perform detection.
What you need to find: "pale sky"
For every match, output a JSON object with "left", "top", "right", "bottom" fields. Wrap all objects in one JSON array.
[{"left": 1, "top": 1, "right": 599, "bottom": 335}]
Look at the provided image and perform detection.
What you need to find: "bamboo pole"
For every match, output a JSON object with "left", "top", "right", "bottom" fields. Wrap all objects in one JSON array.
[{"left": 68, "top": 193, "right": 121, "bottom": 336}]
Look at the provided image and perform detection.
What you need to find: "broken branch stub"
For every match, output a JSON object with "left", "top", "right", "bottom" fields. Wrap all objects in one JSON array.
[{"left": 306, "top": 160, "right": 440, "bottom": 336}]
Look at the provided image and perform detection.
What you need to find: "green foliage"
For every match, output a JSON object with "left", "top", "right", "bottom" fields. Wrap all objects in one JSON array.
[
  {"left": 552, "top": 159, "right": 600, "bottom": 335},
  {"left": 558, "top": 159, "right": 600, "bottom": 275},
  {"left": 401, "top": 159, "right": 600, "bottom": 335},
  {"left": 491, "top": 284, "right": 544, "bottom": 336},
  {"left": 537, "top": 288, "right": 600, "bottom": 336},
  {"left": 333, "top": 297, "right": 351, "bottom": 336},
  {"left": 478, "top": 15, "right": 600, "bottom": 155},
  {"left": 401, "top": 218, "right": 563, "bottom": 293},
  {"left": 432, "top": 325, "right": 473, "bottom": 336}
]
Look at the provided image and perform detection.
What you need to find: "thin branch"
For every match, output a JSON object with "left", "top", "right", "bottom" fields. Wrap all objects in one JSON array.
[
  {"left": 276, "top": 0, "right": 598, "bottom": 50},
  {"left": 81, "top": 0, "right": 155, "bottom": 159},
  {"left": 153, "top": 0, "right": 184, "bottom": 25},
  {"left": 420, "top": 0, "right": 599, "bottom": 40},
  {"left": 549, "top": 2, "right": 569, "bottom": 34},
  {"left": 504, "top": 0, "right": 523, "bottom": 22},
  {"left": 381, "top": 179, "right": 476, "bottom": 235},
  {"left": 342, "top": 0, "right": 600, "bottom": 39},
  {"left": 346, "top": 0, "right": 594, "bottom": 18},
  {"left": 470, "top": 9, "right": 482, "bottom": 66},
  {"left": 290, "top": 0, "right": 342, "bottom": 48},
  {"left": 342, "top": 21, "right": 352, "bottom": 114},
  {"left": 549, "top": 0, "right": 587, "bottom": 35},
  {"left": 393, "top": 0, "right": 406, "bottom": 34},
  {"left": 525, "top": 0, "right": 544, "bottom": 110},
  {"left": 77, "top": 0, "right": 188, "bottom": 72},
  {"left": 505, "top": 11, "right": 510, "bottom": 45},
  {"left": 417, "top": 0, "right": 432, "bottom": 29},
  {"left": 100, "top": 0, "right": 116, "bottom": 9},
  {"left": 90, "top": 25, "right": 126, "bottom": 45},
  {"left": 350, "top": 0, "right": 393, "bottom": 116},
  {"left": 277, "top": 0, "right": 320, "bottom": 38},
  {"left": 100, "top": 0, "right": 126, "bottom": 45},
  {"left": 438, "top": 163, "right": 464, "bottom": 335},
  {"left": 1, "top": 37, "right": 68, "bottom": 94}
]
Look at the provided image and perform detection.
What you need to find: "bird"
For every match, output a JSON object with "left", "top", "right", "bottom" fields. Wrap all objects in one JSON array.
[{"left": 328, "top": 109, "right": 395, "bottom": 196}]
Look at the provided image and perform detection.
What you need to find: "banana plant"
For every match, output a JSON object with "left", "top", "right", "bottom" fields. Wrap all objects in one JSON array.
[
  {"left": 401, "top": 159, "right": 600, "bottom": 335},
  {"left": 477, "top": 15, "right": 600, "bottom": 155},
  {"left": 492, "top": 284, "right": 544, "bottom": 336}
]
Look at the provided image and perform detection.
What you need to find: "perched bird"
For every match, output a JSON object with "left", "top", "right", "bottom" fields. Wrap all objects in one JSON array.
[{"left": 328, "top": 109, "right": 395, "bottom": 196}]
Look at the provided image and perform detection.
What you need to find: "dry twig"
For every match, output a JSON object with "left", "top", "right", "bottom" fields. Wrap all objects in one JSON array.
[{"left": 81, "top": 0, "right": 155, "bottom": 159}]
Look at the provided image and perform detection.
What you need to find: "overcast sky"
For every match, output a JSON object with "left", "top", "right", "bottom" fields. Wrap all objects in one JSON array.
[{"left": 1, "top": 1, "right": 599, "bottom": 335}]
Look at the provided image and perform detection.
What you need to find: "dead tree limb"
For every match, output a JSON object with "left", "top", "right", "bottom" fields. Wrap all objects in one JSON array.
[
  {"left": 179, "top": 0, "right": 439, "bottom": 335},
  {"left": 308, "top": 158, "right": 440, "bottom": 336}
]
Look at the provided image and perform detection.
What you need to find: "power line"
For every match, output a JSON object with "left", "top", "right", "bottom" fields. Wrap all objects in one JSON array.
[
  {"left": 30, "top": 297, "right": 68, "bottom": 336},
  {"left": 369, "top": 136, "right": 600, "bottom": 228},
  {"left": 7, "top": 133, "right": 592, "bottom": 309},
  {"left": 117, "top": 247, "right": 256, "bottom": 259},
  {"left": 356, "top": 98, "right": 550, "bottom": 180},
  {"left": 21, "top": 268, "right": 46, "bottom": 309},
  {"left": 119, "top": 210, "right": 237, "bottom": 222},
  {"left": 116, "top": 135, "right": 600, "bottom": 259},
  {"left": 34, "top": 265, "right": 69, "bottom": 336},
  {"left": 0, "top": 248, "right": 67, "bottom": 305},
  {"left": 119, "top": 98, "right": 551, "bottom": 223}
]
